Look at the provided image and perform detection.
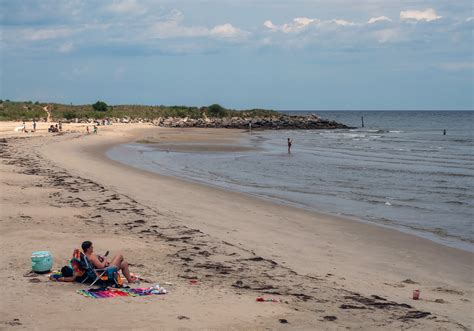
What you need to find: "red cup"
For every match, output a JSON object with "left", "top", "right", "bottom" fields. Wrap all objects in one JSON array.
[{"left": 413, "top": 290, "right": 420, "bottom": 300}]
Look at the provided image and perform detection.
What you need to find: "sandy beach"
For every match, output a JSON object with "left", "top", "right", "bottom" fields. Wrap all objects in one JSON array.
[{"left": 0, "top": 121, "right": 472, "bottom": 330}]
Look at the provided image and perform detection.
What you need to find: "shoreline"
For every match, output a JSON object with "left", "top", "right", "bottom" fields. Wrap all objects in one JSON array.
[
  {"left": 44, "top": 126, "right": 473, "bottom": 276},
  {"left": 109, "top": 136, "right": 473, "bottom": 253},
  {"left": 1, "top": 122, "right": 472, "bottom": 329}
]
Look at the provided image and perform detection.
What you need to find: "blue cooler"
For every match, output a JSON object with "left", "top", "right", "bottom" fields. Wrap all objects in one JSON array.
[{"left": 31, "top": 251, "right": 53, "bottom": 273}]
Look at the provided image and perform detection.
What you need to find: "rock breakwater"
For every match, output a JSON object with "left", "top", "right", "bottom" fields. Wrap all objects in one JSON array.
[
  {"left": 154, "top": 114, "right": 349, "bottom": 130},
  {"left": 62, "top": 114, "right": 350, "bottom": 130}
]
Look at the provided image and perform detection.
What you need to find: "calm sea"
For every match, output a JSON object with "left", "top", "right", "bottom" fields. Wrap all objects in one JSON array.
[{"left": 107, "top": 111, "right": 474, "bottom": 252}]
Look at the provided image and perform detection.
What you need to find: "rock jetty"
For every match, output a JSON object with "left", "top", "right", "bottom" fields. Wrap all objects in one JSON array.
[
  {"left": 64, "top": 114, "right": 350, "bottom": 130},
  {"left": 153, "top": 114, "right": 349, "bottom": 130}
]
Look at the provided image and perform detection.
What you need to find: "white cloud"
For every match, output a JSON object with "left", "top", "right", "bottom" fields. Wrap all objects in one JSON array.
[
  {"left": 368, "top": 16, "right": 392, "bottom": 24},
  {"left": 400, "top": 8, "right": 441, "bottom": 22},
  {"left": 105, "top": 0, "right": 146, "bottom": 15},
  {"left": 149, "top": 14, "right": 247, "bottom": 41},
  {"left": 466, "top": 17, "right": 474, "bottom": 22},
  {"left": 58, "top": 42, "right": 74, "bottom": 53},
  {"left": 263, "top": 17, "right": 359, "bottom": 35},
  {"left": 294, "top": 17, "right": 316, "bottom": 26},
  {"left": 263, "top": 17, "right": 319, "bottom": 33},
  {"left": 210, "top": 23, "right": 248, "bottom": 39},
  {"left": 263, "top": 20, "right": 278, "bottom": 31},
  {"left": 330, "top": 19, "right": 355, "bottom": 27}
]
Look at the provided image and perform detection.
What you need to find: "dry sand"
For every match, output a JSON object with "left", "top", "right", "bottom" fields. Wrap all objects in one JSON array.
[{"left": 0, "top": 121, "right": 472, "bottom": 330}]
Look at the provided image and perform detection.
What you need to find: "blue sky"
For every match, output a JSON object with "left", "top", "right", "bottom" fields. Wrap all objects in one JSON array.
[{"left": 1, "top": 0, "right": 473, "bottom": 110}]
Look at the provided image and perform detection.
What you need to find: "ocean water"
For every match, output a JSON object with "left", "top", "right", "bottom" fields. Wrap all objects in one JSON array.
[{"left": 107, "top": 111, "right": 474, "bottom": 252}]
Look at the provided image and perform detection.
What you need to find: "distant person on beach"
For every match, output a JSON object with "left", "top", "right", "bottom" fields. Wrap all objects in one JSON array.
[
  {"left": 58, "top": 121, "right": 62, "bottom": 131},
  {"left": 86, "top": 126, "right": 90, "bottom": 134},
  {"left": 93, "top": 125, "right": 98, "bottom": 134},
  {"left": 32, "top": 120, "right": 36, "bottom": 132},
  {"left": 81, "top": 241, "right": 134, "bottom": 283},
  {"left": 287, "top": 138, "right": 292, "bottom": 153},
  {"left": 21, "top": 121, "right": 26, "bottom": 133}
]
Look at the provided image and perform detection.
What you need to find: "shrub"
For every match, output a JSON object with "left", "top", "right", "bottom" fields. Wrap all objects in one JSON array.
[
  {"left": 207, "top": 104, "right": 228, "bottom": 118},
  {"left": 92, "top": 101, "right": 108, "bottom": 112},
  {"left": 63, "top": 111, "right": 77, "bottom": 120}
]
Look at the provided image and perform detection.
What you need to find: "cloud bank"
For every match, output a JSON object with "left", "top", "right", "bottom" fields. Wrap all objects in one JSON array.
[{"left": 400, "top": 8, "right": 442, "bottom": 22}]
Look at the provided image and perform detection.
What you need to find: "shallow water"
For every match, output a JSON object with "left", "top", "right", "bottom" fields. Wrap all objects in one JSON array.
[{"left": 107, "top": 111, "right": 474, "bottom": 252}]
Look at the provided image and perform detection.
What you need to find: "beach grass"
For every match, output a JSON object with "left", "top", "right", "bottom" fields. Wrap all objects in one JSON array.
[{"left": 0, "top": 100, "right": 277, "bottom": 121}]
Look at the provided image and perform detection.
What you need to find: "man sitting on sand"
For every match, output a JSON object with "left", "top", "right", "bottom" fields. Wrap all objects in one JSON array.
[
  {"left": 50, "top": 242, "right": 135, "bottom": 284},
  {"left": 81, "top": 241, "right": 135, "bottom": 283}
]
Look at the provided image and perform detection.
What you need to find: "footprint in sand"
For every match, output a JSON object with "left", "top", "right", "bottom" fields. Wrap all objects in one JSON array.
[
  {"left": 401, "top": 278, "right": 419, "bottom": 285},
  {"left": 385, "top": 278, "right": 419, "bottom": 288},
  {"left": 433, "top": 287, "right": 464, "bottom": 296}
]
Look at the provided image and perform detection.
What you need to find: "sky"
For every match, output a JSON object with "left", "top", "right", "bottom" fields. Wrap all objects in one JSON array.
[{"left": 1, "top": 0, "right": 473, "bottom": 110}]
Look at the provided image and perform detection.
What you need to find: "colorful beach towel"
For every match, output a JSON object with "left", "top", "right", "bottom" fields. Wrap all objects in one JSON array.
[{"left": 77, "top": 285, "right": 167, "bottom": 299}]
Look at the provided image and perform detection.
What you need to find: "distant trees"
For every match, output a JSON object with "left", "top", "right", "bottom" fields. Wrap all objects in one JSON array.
[
  {"left": 0, "top": 100, "right": 280, "bottom": 121},
  {"left": 63, "top": 111, "right": 77, "bottom": 120},
  {"left": 207, "top": 104, "right": 228, "bottom": 118},
  {"left": 92, "top": 101, "right": 108, "bottom": 112}
]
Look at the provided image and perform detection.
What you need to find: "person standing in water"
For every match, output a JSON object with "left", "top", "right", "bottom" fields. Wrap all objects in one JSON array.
[{"left": 287, "top": 138, "right": 292, "bottom": 154}]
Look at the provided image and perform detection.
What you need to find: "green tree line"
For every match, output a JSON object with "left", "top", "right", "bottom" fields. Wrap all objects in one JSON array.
[{"left": 0, "top": 100, "right": 276, "bottom": 121}]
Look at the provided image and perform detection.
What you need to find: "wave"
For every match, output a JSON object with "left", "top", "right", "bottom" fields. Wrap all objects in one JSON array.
[{"left": 444, "top": 200, "right": 463, "bottom": 205}]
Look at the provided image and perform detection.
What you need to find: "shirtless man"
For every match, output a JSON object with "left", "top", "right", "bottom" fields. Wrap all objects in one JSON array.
[{"left": 81, "top": 241, "right": 134, "bottom": 283}]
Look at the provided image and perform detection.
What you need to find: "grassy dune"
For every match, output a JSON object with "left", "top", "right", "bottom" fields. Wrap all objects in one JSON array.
[{"left": 0, "top": 100, "right": 277, "bottom": 121}]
